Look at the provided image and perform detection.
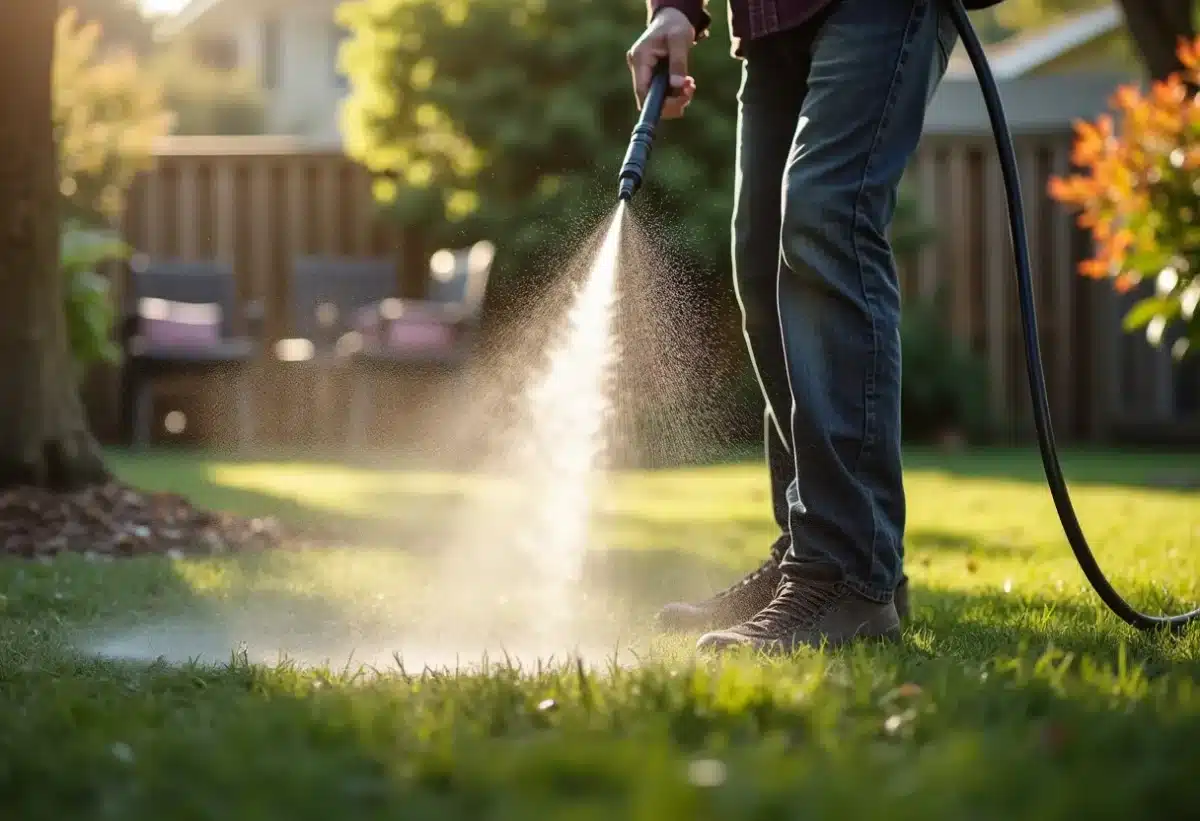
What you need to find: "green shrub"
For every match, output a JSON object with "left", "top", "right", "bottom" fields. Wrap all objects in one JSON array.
[
  {"left": 54, "top": 9, "right": 168, "bottom": 373},
  {"left": 900, "top": 297, "right": 991, "bottom": 443},
  {"left": 61, "top": 223, "right": 130, "bottom": 381}
]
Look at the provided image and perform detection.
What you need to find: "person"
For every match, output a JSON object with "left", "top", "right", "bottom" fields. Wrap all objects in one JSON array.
[{"left": 627, "top": 0, "right": 973, "bottom": 654}]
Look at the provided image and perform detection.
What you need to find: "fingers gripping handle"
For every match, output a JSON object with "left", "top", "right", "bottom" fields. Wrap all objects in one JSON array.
[{"left": 617, "top": 61, "right": 671, "bottom": 202}]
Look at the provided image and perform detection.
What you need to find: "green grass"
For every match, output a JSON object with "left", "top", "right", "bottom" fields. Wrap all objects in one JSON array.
[{"left": 2, "top": 447, "right": 1199, "bottom": 818}]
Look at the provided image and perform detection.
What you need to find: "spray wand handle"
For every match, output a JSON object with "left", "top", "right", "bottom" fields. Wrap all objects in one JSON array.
[{"left": 617, "top": 61, "right": 671, "bottom": 202}]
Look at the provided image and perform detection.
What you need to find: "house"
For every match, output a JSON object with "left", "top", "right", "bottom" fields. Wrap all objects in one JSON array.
[
  {"left": 155, "top": 0, "right": 350, "bottom": 141},
  {"left": 925, "top": 2, "right": 1140, "bottom": 135},
  {"left": 945, "top": 2, "right": 1139, "bottom": 80}
]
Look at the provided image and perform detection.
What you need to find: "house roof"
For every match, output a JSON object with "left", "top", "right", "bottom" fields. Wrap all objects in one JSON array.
[
  {"left": 945, "top": 3, "right": 1124, "bottom": 80},
  {"left": 163, "top": 0, "right": 1124, "bottom": 71},
  {"left": 924, "top": 71, "right": 1129, "bottom": 134},
  {"left": 153, "top": 0, "right": 223, "bottom": 39}
]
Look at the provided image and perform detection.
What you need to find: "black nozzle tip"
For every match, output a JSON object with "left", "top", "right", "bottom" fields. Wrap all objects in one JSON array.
[{"left": 617, "top": 175, "right": 637, "bottom": 203}]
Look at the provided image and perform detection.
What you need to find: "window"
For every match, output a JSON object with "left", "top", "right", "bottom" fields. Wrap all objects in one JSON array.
[
  {"left": 192, "top": 36, "right": 238, "bottom": 71},
  {"left": 330, "top": 23, "right": 349, "bottom": 90},
  {"left": 262, "top": 17, "right": 282, "bottom": 90}
]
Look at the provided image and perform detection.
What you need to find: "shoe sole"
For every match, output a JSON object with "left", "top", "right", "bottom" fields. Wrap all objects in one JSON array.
[{"left": 696, "top": 626, "right": 903, "bottom": 656}]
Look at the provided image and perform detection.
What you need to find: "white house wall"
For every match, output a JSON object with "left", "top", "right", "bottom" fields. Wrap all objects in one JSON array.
[
  {"left": 265, "top": 6, "right": 347, "bottom": 139},
  {"left": 179, "top": 0, "right": 348, "bottom": 140}
]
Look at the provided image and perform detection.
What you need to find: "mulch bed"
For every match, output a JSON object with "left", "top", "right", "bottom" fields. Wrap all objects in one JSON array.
[{"left": 0, "top": 481, "right": 289, "bottom": 559}]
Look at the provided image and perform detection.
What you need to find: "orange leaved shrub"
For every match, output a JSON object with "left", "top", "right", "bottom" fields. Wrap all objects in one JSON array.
[{"left": 1049, "top": 36, "right": 1200, "bottom": 356}]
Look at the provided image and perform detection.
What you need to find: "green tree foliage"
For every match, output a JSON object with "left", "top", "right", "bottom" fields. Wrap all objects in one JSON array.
[
  {"left": 63, "top": 0, "right": 154, "bottom": 55},
  {"left": 54, "top": 8, "right": 171, "bottom": 225},
  {"left": 54, "top": 8, "right": 169, "bottom": 371},
  {"left": 337, "top": 0, "right": 742, "bottom": 288}
]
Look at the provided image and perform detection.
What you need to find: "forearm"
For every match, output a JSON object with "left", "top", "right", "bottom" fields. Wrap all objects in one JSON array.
[{"left": 648, "top": 0, "right": 712, "bottom": 40}]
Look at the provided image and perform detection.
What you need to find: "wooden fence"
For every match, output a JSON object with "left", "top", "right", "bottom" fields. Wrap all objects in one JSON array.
[
  {"left": 84, "top": 133, "right": 1200, "bottom": 447},
  {"left": 906, "top": 132, "right": 1199, "bottom": 444}
]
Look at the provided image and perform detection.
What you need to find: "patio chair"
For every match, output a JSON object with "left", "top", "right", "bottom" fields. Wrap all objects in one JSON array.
[
  {"left": 345, "top": 240, "right": 496, "bottom": 450},
  {"left": 119, "top": 258, "right": 263, "bottom": 449},
  {"left": 350, "top": 240, "right": 496, "bottom": 366},
  {"left": 278, "top": 255, "right": 399, "bottom": 443}
]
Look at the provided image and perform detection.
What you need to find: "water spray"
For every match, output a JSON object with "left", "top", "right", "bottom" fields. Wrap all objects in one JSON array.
[
  {"left": 616, "top": 0, "right": 1197, "bottom": 632},
  {"left": 617, "top": 61, "right": 671, "bottom": 203}
]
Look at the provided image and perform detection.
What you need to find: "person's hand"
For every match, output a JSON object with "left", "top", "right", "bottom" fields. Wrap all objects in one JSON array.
[{"left": 626, "top": 8, "right": 697, "bottom": 119}]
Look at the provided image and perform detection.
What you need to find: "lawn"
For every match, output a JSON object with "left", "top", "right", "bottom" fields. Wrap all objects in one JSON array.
[{"left": 2, "top": 447, "right": 1199, "bottom": 818}]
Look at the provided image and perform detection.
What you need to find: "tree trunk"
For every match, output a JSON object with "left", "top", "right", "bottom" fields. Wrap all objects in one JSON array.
[
  {"left": 0, "top": 1, "right": 108, "bottom": 491},
  {"left": 1117, "top": 0, "right": 1197, "bottom": 80}
]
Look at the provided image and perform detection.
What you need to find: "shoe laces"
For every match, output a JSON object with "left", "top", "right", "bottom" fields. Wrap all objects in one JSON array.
[
  {"left": 709, "top": 558, "right": 777, "bottom": 602},
  {"left": 745, "top": 578, "right": 839, "bottom": 633}
]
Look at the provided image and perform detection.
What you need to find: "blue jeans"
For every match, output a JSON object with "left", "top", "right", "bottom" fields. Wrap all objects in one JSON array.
[{"left": 732, "top": 0, "right": 956, "bottom": 603}]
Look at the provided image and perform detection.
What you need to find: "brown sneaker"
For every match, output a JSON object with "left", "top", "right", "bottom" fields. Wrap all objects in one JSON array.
[
  {"left": 695, "top": 577, "right": 901, "bottom": 655},
  {"left": 656, "top": 555, "right": 783, "bottom": 633},
  {"left": 658, "top": 559, "right": 910, "bottom": 635}
]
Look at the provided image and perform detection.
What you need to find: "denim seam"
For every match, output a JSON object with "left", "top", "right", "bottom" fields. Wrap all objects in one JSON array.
[
  {"left": 843, "top": 0, "right": 926, "bottom": 605},
  {"left": 733, "top": 59, "right": 792, "bottom": 460}
]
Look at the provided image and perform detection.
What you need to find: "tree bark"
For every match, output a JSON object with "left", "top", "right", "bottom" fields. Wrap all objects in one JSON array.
[
  {"left": 0, "top": 1, "right": 108, "bottom": 491},
  {"left": 1116, "top": 0, "right": 1197, "bottom": 80}
]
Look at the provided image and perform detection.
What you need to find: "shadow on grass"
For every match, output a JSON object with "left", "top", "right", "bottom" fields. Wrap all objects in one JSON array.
[
  {"left": 105, "top": 448, "right": 474, "bottom": 548},
  {"left": 900, "top": 447, "right": 1200, "bottom": 491},
  {"left": 69, "top": 447, "right": 1198, "bottom": 679},
  {"left": 677, "top": 443, "right": 1200, "bottom": 492},
  {"left": 907, "top": 529, "right": 1035, "bottom": 559},
  {"left": 907, "top": 584, "right": 1200, "bottom": 678}
]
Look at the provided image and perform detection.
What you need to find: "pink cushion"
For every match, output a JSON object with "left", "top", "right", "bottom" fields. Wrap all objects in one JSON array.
[
  {"left": 353, "top": 305, "right": 382, "bottom": 344},
  {"left": 384, "top": 316, "right": 455, "bottom": 353},
  {"left": 139, "top": 298, "right": 222, "bottom": 348}
]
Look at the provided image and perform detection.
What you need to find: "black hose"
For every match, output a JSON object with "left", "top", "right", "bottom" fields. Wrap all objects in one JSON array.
[{"left": 948, "top": 0, "right": 1198, "bottom": 633}]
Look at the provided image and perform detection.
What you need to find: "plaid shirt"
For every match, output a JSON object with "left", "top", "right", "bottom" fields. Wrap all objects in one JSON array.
[{"left": 649, "top": 0, "right": 834, "bottom": 45}]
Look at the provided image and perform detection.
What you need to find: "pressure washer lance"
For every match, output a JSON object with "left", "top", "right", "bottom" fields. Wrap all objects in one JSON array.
[{"left": 617, "top": 61, "right": 671, "bottom": 202}]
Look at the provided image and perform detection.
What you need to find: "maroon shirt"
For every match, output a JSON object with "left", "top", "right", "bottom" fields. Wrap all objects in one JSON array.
[{"left": 649, "top": 0, "right": 834, "bottom": 49}]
